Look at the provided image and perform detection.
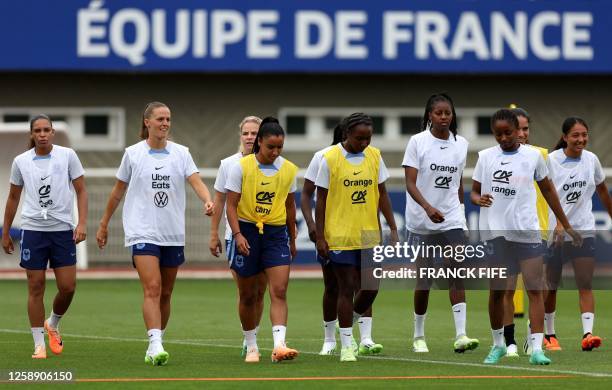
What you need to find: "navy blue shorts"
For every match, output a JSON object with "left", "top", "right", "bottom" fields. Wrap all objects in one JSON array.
[
  {"left": 327, "top": 248, "right": 375, "bottom": 268},
  {"left": 545, "top": 237, "right": 596, "bottom": 264},
  {"left": 406, "top": 229, "right": 467, "bottom": 264},
  {"left": 131, "top": 243, "right": 185, "bottom": 268},
  {"left": 19, "top": 230, "right": 76, "bottom": 270},
  {"left": 228, "top": 221, "right": 291, "bottom": 278},
  {"left": 317, "top": 254, "right": 331, "bottom": 267},
  {"left": 485, "top": 237, "right": 544, "bottom": 276}
]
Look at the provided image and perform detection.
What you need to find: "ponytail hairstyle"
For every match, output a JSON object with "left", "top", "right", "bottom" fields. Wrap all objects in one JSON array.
[
  {"left": 491, "top": 108, "right": 519, "bottom": 130},
  {"left": 331, "top": 119, "right": 346, "bottom": 145},
  {"left": 29, "top": 114, "right": 53, "bottom": 149},
  {"left": 252, "top": 117, "right": 285, "bottom": 154},
  {"left": 421, "top": 92, "right": 458, "bottom": 140},
  {"left": 238, "top": 115, "right": 262, "bottom": 154},
  {"left": 140, "top": 101, "right": 168, "bottom": 140},
  {"left": 344, "top": 112, "right": 373, "bottom": 135},
  {"left": 554, "top": 117, "right": 589, "bottom": 150}
]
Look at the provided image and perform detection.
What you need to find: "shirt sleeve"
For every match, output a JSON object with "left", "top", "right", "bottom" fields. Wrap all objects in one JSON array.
[
  {"left": 225, "top": 163, "right": 243, "bottom": 193},
  {"left": 183, "top": 149, "right": 199, "bottom": 178},
  {"left": 314, "top": 158, "right": 331, "bottom": 189},
  {"left": 289, "top": 177, "right": 297, "bottom": 193},
  {"left": 378, "top": 156, "right": 390, "bottom": 184},
  {"left": 472, "top": 153, "right": 484, "bottom": 183},
  {"left": 534, "top": 152, "right": 548, "bottom": 181},
  {"left": 304, "top": 153, "right": 321, "bottom": 183},
  {"left": 68, "top": 149, "right": 85, "bottom": 181},
  {"left": 401, "top": 136, "right": 419, "bottom": 168},
  {"left": 593, "top": 154, "right": 605, "bottom": 185},
  {"left": 213, "top": 160, "right": 227, "bottom": 193},
  {"left": 115, "top": 151, "right": 131, "bottom": 183},
  {"left": 9, "top": 160, "right": 23, "bottom": 186}
]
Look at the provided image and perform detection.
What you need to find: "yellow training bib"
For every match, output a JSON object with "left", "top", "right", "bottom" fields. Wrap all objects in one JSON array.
[{"left": 531, "top": 145, "right": 549, "bottom": 239}]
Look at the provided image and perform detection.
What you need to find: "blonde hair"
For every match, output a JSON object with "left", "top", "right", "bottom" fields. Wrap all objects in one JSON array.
[
  {"left": 140, "top": 101, "right": 168, "bottom": 140},
  {"left": 238, "top": 115, "right": 262, "bottom": 154}
]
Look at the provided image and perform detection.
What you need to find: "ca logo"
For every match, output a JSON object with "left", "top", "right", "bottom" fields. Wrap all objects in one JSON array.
[
  {"left": 566, "top": 191, "right": 581, "bottom": 204},
  {"left": 154, "top": 191, "right": 169, "bottom": 208},
  {"left": 351, "top": 190, "right": 367, "bottom": 204},
  {"left": 434, "top": 176, "right": 452, "bottom": 189},
  {"left": 256, "top": 191, "right": 275, "bottom": 205},
  {"left": 492, "top": 170, "right": 512, "bottom": 184}
]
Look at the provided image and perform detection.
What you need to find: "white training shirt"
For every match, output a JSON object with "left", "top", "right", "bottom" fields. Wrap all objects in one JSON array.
[
  {"left": 548, "top": 149, "right": 605, "bottom": 239},
  {"left": 473, "top": 144, "right": 548, "bottom": 243},
  {"left": 117, "top": 140, "right": 198, "bottom": 247},
  {"left": 315, "top": 144, "right": 389, "bottom": 189},
  {"left": 10, "top": 145, "right": 84, "bottom": 231},
  {"left": 225, "top": 156, "right": 297, "bottom": 194},
  {"left": 213, "top": 152, "right": 243, "bottom": 241},
  {"left": 402, "top": 130, "right": 468, "bottom": 233}
]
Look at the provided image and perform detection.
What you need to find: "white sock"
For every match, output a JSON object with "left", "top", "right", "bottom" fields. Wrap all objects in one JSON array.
[
  {"left": 352, "top": 311, "right": 361, "bottom": 325},
  {"left": 414, "top": 313, "right": 426, "bottom": 339},
  {"left": 526, "top": 320, "right": 532, "bottom": 347},
  {"left": 358, "top": 317, "right": 373, "bottom": 344},
  {"left": 492, "top": 328, "right": 505, "bottom": 347},
  {"left": 452, "top": 303, "right": 466, "bottom": 338},
  {"left": 31, "top": 327, "right": 45, "bottom": 348},
  {"left": 147, "top": 329, "right": 163, "bottom": 353},
  {"left": 243, "top": 328, "right": 257, "bottom": 349},
  {"left": 339, "top": 327, "right": 353, "bottom": 348},
  {"left": 544, "top": 312, "right": 556, "bottom": 335},
  {"left": 272, "top": 325, "right": 286, "bottom": 348},
  {"left": 47, "top": 311, "right": 62, "bottom": 329},
  {"left": 323, "top": 320, "right": 337, "bottom": 343},
  {"left": 581, "top": 312, "right": 594, "bottom": 335},
  {"left": 531, "top": 333, "right": 544, "bottom": 352}
]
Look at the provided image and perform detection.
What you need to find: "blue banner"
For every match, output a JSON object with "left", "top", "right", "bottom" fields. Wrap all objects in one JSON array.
[{"left": 1, "top": 1, "right": 611, "bottom": 73}]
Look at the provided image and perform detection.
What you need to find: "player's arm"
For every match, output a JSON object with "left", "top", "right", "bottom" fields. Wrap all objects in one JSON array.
[
  {"left": 315, "top": 186, "right": 329, "bottom": 259},
  {"left": 286, "top": 193, "right": 297, "bottom": 258},
  {"left": 458, "top": 175, "right": 465, "bottom": 204},
  {"left": 537, "top": 177, "right": 581, "bottom": 246},
  {"left": 378, "top": 182, "right": 398, "bottom": 242},
  {"left": 470, "top": 180, "right": 493, "bottom": 207},
  {"left": 595, "top": 182, "right": 612, "bottom": 218},
  {"left": 187, "top": 173, "right": 214, "bottom": 216},
  {"left": 96, "top": 179, "right": 128, "bottom": 249},
  {"left": 300, "top": 179, "right": 316, "bottom": 242},
  {"left": 2, "top": 184, "right": 23, "bottom": 254},
  {"left": 226, "top": 190, "right": 249, "bottom": 256},
  {"left": 72, "top": 176, "right": 88, "bottom": 244},
  {"left": 404, "top": 166, "right": 444, "bottom": 223},
  {"left": 209, "top": 190, "right": 226, "bottom": 257}
]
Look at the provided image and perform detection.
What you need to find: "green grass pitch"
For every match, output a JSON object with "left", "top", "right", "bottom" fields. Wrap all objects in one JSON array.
[{"left": 0, "top": 279, "right": 611, "bottom": 388}]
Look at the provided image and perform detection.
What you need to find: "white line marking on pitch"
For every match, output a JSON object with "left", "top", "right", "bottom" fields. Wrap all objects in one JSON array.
[{"left": 1, "top": 328, "right": 610, "bottom": 378}]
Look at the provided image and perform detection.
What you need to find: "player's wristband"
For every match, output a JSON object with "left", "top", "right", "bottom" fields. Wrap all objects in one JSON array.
[{"left": 232, "top": 231, "right": 241, "bottom": 237}]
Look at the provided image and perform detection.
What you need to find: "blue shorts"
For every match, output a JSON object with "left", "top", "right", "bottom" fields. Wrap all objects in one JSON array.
[
  {"left": 327, "top": 248, "right": 375, "bottom": 268},
  {"left": 131, "top": 243, "right": 185, "bottom": 268},
  {"left": 19, "top": 230, "right": 76, "bottom": 270},
  {"left": 545, "top": 237, "right": 596, "bottom": 264},
  {"left": 317, "top": 254, "right": 331, "bottom": 267},
  {"left": 406, "top": 229, "right": 468, "bottom": 263},
  {"left": 228, "top": 221, "right": 291, "bottom": 278},
  {"left": 485, "top": 237, "right": 544, "bottom": 276}
]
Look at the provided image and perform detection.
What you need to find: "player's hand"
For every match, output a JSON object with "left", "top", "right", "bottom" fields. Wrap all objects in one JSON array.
[
  {"left": 553, "top": 224, "right": 565, "bottom": 247},
  {"left": 2, "top": 235, "right": 14, "bottom": 254},
  {"left": 235, "top": 233, "right": 250, "bottom": 256},
  {"left": 73, "top": 223, "right": 87, "bottom": 244},
  {"left": 478, "top": 194, "right": 494, "bottom": 207},
  {"left": 203, "top": 201, "right": 214, "bottom": 216},
  {"left": 565, "top": 227, "right": 583, "bottom": 248},
  {"left": 289, "top": 239, "right": 297, "bottom": 259},
  {"left": 316, "top": 238, "right": 329, "bottom": 260},
  {"left": 209, "top": 234, "right": 222, "bottom": 257},
  {"left": 425, "top": 205, "right": 445, "bottom": 223},
  {"left": 389, "top": 229, "right": 400, "bottom": 245},
  {"left": 96, "top": 224, "right": 108, "bottom": 249}
]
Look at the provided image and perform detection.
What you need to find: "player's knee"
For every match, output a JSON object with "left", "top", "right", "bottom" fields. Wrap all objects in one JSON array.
[
  {"left": 269, "top": 284, "right": 287, "bottom": 301},
  {"left": 28, "top": 280, "right": 45, "bottom": 298},
  {"left": 58, "top": 281, "right": 76, "bottom": 296},
  {"left": 239, "top": 290, "right": 257, "bottom": 307},
  {"left": 160, "top": 289, "right": 173, "bottom": 303},
  {"left": 143, "top": 281, "right": 162, "bottom": 299}
]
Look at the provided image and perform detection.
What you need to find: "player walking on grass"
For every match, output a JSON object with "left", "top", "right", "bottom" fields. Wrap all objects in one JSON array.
[
  {"left": 225, "top": 117, "right": 299, "bottom": 363},
  {"left": 403, "top": 93, "right": 479, "bottom": 354},
  {"left": 501, "top": 107, "right": 551, "bottom": 357},
  {"left": 471, "top": 109, "right": 581, "bottom": 366},
  {"left": 96, "top": 102, "right": 214, "bottom": 366},
  {"left": 209, "top": 116, "right": 268, "bottom": 357},
  {"left": 2, "top": 114, "right": 87, "bottom": 359},
  {"left": 315, "top": 113, "right": 398, "bottom": 362},
  {"left": 544, "top": 117, "right": 611, "bottom": 352},
  {"left": 302, "top": 121, "right": 381, "bottom": 356}
]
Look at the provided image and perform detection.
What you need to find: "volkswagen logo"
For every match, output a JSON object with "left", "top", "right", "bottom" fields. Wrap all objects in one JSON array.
[{"left": 154, "top": 191, "right": 169, "bottom": 208}]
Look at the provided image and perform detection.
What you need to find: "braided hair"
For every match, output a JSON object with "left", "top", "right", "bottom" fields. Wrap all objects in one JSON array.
[{"left": 421, "top": 93, "right": 458, "bottom": 140}]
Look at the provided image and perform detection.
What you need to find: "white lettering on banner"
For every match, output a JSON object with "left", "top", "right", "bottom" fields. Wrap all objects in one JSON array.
[
  {"left": 247, "top": 11, "right": 280, "bottom": 58},
  {"left": 295, "top": 11, "right": 333, "bottom": 58},
  {"left": 76, "top": 3, "right": 595, "bottom": 66}
]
